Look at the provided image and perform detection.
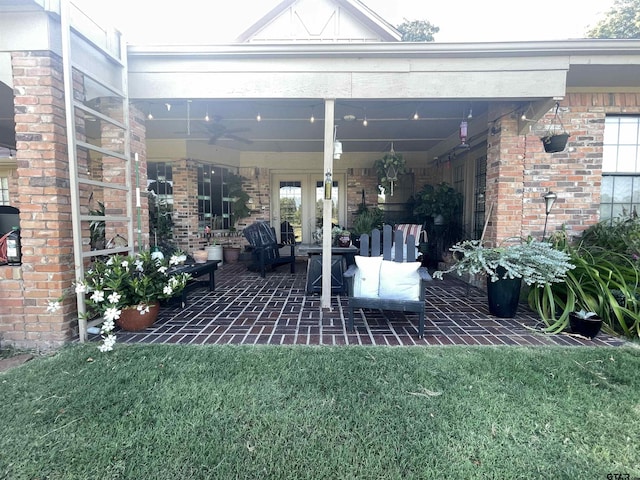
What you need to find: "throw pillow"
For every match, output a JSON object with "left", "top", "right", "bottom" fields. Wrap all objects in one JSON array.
[
  {"left": 378, "top": 260, "right": 422, "bottom": 301},
  {"left": 353, "top": 255, "right": 383, "bottom": 298}
]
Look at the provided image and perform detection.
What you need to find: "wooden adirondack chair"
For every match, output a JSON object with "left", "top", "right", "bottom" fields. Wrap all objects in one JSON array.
[
  {"left": 343, "top": 224, "right": 432, "bottom": 337},
  {"left": 243, "top": 221, "right": 296, "bottom": 278}
]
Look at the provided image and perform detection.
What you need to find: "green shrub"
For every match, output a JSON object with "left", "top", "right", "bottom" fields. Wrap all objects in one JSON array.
[{"left": 529, "top": 230, "right": 640, "bottom": 338}]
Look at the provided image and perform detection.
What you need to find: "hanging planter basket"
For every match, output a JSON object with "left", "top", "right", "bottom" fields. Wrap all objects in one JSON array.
[
  {"left": 374, "top": 143, "right": 406, "bottom": 197},
  {"left": 540, "top": 102, "right": 570, "bottom": 153},
  {"left": 541, "top": 133, "right": 570, "bottom": 153}
]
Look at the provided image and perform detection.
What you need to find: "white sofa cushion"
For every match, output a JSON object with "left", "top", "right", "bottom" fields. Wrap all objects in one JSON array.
[
  {"left": 378, "top": 260, "right": 422, "bottom": 301},
  {"left": 353, "top": 255, "right": 383, "bottom": 298}
]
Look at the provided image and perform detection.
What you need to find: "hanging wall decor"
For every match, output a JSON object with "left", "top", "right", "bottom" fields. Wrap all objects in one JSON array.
[{"left": 374, "top": 142, "right": 406, "bottom": 196}]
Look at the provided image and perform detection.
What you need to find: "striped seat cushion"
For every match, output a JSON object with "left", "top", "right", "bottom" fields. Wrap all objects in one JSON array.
[{"left": 394, "top": 224, "right": 425, "bottom": 247}]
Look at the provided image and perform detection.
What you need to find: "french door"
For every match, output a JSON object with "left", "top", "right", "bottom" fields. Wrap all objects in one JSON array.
[{"left": 271, "top": 173, "right": 345, "bottom": 244}]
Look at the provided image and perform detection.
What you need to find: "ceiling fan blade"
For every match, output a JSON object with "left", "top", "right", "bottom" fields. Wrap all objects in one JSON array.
[{"left": 224, "top": 134, "right": 253, "bottom": 144}]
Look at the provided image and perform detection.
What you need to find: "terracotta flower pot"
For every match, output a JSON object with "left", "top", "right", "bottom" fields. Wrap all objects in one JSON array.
[
  {"left": 193, "top": 250, "right": 208, "bottom": 263},
  {"left": 223, "top": 246, "right": 241, "bottom": 263},
  {"left": 116, "top": 303, "right": 160, "bottom": 331}
]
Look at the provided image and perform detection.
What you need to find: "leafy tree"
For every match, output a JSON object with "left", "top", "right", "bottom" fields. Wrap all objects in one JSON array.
[
  {"left": 396, "top": 19, "right": 439, "bottom": 42},
  {"left": 587, "top": 0, "right": 640, "bottom": 39}
]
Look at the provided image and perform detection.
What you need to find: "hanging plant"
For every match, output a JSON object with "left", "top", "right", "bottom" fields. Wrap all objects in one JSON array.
[
  {"left": 374, "top": 146, "right": 406, "bottom": 196},
  {"left": 540, "top": 102, "right": 570, "bottom": 153}
]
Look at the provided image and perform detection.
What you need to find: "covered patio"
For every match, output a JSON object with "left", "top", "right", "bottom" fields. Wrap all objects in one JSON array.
[{"left": 112, "top": 260, "right": 625, "bottom": 347}]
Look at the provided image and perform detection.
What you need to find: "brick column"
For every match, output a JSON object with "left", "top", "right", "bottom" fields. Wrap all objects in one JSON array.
[
  {"left": 172, "top": 158, "right": 200, "bottom": 253},
  {"left": 483, "top": 103, "right": 525, "bottom": 246},
  {"left": 2, "top": 51, "right": 76, "bottom": 349}
]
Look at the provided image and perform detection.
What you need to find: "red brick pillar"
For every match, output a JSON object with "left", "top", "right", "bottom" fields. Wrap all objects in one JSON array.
[
  {"left": 1, "top": 51, "right": 76, "bottom": 349},
  {"left": 484, "top": 103, "right": 525, "bottom": 246},
  {"left": 172, "top": 159, "right": 200, "bottom": 253}
]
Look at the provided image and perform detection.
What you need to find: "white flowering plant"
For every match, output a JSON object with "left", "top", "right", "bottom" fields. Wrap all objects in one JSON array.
[
  {"left": 433, "top": 237, "right": 574, "bottom": 286},
  {"left": 48, "top": 250, "right": 190, "bottom": 352}
]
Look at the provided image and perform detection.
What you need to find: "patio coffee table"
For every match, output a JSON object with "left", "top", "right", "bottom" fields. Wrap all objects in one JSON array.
[
  {"left": 168, "top": 260, "right": 220, "bottom": 307},
  {"left": 301, "top": 245, "right": 357, "bottom": 294}
]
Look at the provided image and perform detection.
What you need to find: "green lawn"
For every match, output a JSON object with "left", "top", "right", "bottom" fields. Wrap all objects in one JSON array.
[{"left": 1, "top": 344, "right": 639, "bottom": 479}]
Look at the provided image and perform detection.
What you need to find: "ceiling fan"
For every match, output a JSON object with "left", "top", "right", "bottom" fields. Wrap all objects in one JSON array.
[{"left": 203, "top": 119, "right": 252, "bottom": 145}]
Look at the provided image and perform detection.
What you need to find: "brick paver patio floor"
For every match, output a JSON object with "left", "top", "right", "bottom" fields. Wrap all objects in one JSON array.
[{"left": 114, "top": 260, "right": 626, "bottom": 347}]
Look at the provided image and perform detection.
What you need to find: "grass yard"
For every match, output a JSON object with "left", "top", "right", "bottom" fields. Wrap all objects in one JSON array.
[{"left": 1, "top": 344, "right": 639, "bottom": 479}]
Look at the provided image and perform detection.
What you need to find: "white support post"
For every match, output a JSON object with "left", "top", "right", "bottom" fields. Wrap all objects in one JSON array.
[{"left": 322, "top": 99, "right": 335, "bottom": 309}]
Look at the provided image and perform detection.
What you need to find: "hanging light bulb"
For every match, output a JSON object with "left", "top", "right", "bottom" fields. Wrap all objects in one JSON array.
[
  {"left": 147, "top": 112, "right": 153, "bottom": 120},
  {"left": 467, "top": 108, "right": 473, "bottom": 119},
  {"left": 413, "top": 111, "right": 419, "bottom": 120},
  {"left": 363, "top": 116, "right": 368, "bottom": 127},
  {"left": 204, "top": 105, "right": 210, "bottom": 122},
  {"left": 310, "top": 114, "right": 315, "bottom": 124},
  {"left": 256, "top": 113, "right": 261, "bottom": 122}
]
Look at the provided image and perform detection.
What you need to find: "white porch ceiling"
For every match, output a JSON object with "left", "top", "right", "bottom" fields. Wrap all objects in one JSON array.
[{"left": 141, "top": 98, "right": 491, "bottom": 154}]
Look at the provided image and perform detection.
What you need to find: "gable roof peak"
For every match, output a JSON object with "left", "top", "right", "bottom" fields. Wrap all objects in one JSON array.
[{"left": 236, "top": 0, "right": 401, "bottom": 43}]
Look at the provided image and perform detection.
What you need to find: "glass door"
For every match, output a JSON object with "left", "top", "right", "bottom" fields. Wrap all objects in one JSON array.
[
  {"left": 314, "top": 178, "right": 339, "bottom": 232},
  {"left": 272, "top": 173, "right": 345, "bottom": 244},
  {"left": 278, "top": 180, "right": 302, "bottom": 245}
]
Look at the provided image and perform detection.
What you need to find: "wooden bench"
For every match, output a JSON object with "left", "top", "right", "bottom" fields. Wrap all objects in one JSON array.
[
  {"left": 243, "top": 221, "right": 296, "bottom": 278},
  {"left": 343, "top": 225, "right": 432, "bottom": 337}
]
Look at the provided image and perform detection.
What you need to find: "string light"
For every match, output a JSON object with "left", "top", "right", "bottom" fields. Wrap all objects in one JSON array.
[
  {"left": 413, "top": 110, "right": 419, "bottom": 120},
  {"left": 204, "top": 105, "right": 210, "bottom": 122},
  {"left": 256, "top": 113, "right": 261, "bottom": 122},
  {"left": 363, "top": 116, "right": 368, "bottom": 127}
]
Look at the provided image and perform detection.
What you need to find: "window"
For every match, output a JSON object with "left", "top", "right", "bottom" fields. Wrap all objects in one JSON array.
[
  {"left": 147, "top": 162, "right": 174, "bottom": 241},
  {"left": 473, "top": 156, "right": 487, "bottom": 239},
  {"left": 601, "top": 116, "right": 640, "bottom": 220},
  {"left": 0, "top": 176, "right": 9, "bottom": 205},
  {"left": 197, "top": 164, "right": 234, "bottom": 231}
]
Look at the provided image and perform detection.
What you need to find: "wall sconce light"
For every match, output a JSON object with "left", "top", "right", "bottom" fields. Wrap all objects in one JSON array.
[{"left": 542, "top": 190, "right": 557, "bottom": 240}]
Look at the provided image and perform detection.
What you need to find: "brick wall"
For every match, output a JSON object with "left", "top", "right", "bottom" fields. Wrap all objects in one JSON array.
[
  {"left": 482, "top": 93, "right": 640, "bottom": 247},
  {"left": 1, "top": 51, "right": 76, "bottom": 350},
  {"left": 0, "top": 52, "right": 151, "bottom": 351}
]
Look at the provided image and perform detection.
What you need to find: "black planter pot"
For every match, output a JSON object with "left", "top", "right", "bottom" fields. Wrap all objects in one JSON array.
[
  {"left": 486, "top": 268, "right": 522, "bottom": 318},
  {"left": 569, "top": 313, "right": 603, "bottom": 339},
  {"left": 541, "top": 133, "right": 570, "bottom": 153}
]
